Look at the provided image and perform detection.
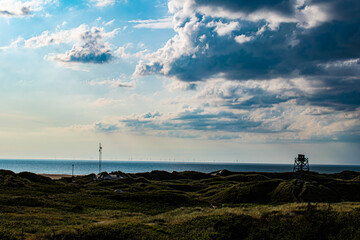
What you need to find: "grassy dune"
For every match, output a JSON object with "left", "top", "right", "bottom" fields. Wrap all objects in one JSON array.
[{"left": 0, "top": 169, "right": 360, "bottom": 239}]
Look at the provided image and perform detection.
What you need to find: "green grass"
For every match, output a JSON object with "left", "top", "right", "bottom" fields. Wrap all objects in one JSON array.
[{"left": 0, "top": 169, "right": 360, "bottom": 239}]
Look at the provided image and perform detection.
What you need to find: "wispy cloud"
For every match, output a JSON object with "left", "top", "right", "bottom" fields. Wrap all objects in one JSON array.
[
  {"left": 104, "top": 19, "right": 115, "bottom": 26},
  {"left": 0, "top": 37, "right": 23, "bottom": 50},
  {"left": 90, "top": 0, "right": 115, "bottom": 7},
  {"left": 91, "top": 98, "right": 123, "bottom": 107},
  {"left": 129, "top": 16, "right": 173, "bottom": 29},
  {"left": 89, "top": 79, "right": 136, "bottom": 88},
  {"left": 90, "top": 0, "right": 128, "bottom": 7}
]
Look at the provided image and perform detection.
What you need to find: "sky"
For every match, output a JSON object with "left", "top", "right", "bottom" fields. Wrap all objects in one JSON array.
[{"left": 0, "top": 0, "right": 359, "bottom": 164}]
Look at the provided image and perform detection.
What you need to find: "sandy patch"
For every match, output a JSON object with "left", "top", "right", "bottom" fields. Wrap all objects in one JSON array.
[{"left": 40, "top": 174, "right": 83, "bottom": 180}]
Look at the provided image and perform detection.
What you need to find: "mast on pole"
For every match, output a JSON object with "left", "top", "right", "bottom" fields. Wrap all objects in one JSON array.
[{"left": 99, "top": 143, "right": 102, "bottom": 173}]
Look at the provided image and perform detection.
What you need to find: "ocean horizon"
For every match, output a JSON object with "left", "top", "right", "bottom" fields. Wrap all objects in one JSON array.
[{"left": 0, "top": 159, "right": 359, "bottom": 175}]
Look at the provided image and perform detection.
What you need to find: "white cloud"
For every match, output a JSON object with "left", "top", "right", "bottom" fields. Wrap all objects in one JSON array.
[
  {"left": 91, "top": 98, "right": 123, "bottom": 107},
  {"left": 114, "top": 46, "right": 148, "bottom": 60},
  {"left": 317, "top": 58, "right": 360, "bottom": 77},
  {"left": 16, "top": 24, "right": 119, "bottom": 65},
  {"left": 295, "top": 1, "right": 333, "bottom": 29},
  {"left": 208, "top": 21, "right": 240, "bottom": 36},
  {"left": 104, "top": 19, "right": 115, "bottom": 26},
  {"left": 133, "top": 0, "right": 345, "bottom": 83},
  {"left": 0, "top": 0, "right": 56, "bottom": 18},
  {"left": 89, "top": 79, "right": 136, "bottom": 88},
  {"left": 234, "top": 34, "right": 253, "bottom": 44},
  {"left": 0, "top": 37, "right": 23, "bottom": 50},
  {"left": 166, "top": 80, "right": 196, "bottom": 92},
  {"left": 91, "top": 0, "right": 115, "bottom": 7},
  {"left": 133, "top": 12, "right": 202, "bottom": 77},
  {"left": 24, "top": 24, "right": 118, "bottom": 48},
  {"left": 93, "top": 97, "right": 360, "bottom": 142},
  {"left": 130, "top": 16, "right": 174, "bottom": 29}
]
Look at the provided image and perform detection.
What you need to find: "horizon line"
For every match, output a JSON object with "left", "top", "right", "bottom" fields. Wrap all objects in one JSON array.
[{"left": 0, "top": 158, "right": 359, "bottom": 166}]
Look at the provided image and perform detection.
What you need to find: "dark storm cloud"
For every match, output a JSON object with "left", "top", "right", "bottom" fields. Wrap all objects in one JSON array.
[
  {"left": 295, "top": 21, "right": 360, "bottom": 64},
  {"left": 195, "top": 0, "right": 296, "bottom": 16},
  {"left": 137, "top": 0, "right": 360, "bottom": 111},
  {"left": 195, "top": 0, "right": 360, "bottom": 20},
  {"left": 311, "top": 0, "right": 360, "bottom": 20},
  {"left": 168, "top": 22, "right": 297, "bottom": 81},
  {"left": 166, "top": 18, "right": 360, "bottom": 82},
  {"left": 297, "top": 78, "right": 360, "bottom": 111}
]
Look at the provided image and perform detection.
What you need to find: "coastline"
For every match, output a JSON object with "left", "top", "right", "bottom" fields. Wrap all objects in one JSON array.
[{"left": 2, "top": 159, "right": 360, "bottom": 175}]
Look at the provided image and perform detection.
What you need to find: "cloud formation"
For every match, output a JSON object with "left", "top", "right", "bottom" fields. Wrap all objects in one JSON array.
[
  {"left": 2, "top": 0, "right": 357, "bottom": 144},
  {"left": 117, "top": 0, "right": 359, "bottom": 143},
  {"left": 89, "top": 79, "right": 136, "bottom": 88},
  {"left": 20, "top": 24, "right": 118, "bottom": 64},
  {"left": 136, "top": 0, "right": 359, "bottom": 80},
  {"left": 93, "top": 77, "right": 359, "bottom": 142},
  {"left": 129, "top": 17, "right": 174, "bottom": 29},
  {"left": 90, "top": 0, "right": 115, "bottom": 7},
  {"left": 0, "top": 0, "right": 55, "bottom": 18},
  {"left": 132, "top": 0, "right": 360, "bottom": 117},
  {"left": 49, "top": 28, "right": 114, "bottom": 64}
]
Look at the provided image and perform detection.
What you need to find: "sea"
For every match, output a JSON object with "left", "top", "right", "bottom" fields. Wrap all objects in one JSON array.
[{"left": 0, "top": 159, "right": 359, "bottom": 175}]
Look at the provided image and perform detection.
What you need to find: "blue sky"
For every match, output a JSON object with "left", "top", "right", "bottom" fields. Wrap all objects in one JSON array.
[{"left": 0, "top": 0, "right": 359, "bottom": 164}]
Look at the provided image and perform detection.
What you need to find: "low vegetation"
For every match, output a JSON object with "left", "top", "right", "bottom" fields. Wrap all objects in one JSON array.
[{"left": 0, "top": 169, "right": 359, "bottom": 239}]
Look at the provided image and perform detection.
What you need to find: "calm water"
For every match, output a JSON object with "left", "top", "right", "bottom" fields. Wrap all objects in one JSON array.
[{"left": 0, "top": 159, "right": 359, "bottom": 175}]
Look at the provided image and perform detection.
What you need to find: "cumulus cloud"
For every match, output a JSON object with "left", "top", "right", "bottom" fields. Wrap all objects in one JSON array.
[
  {"left": 136, "top": 0, "right": 358, "bottom": 81},
  {"left": 209, "top": 21, "right": 239, "bottom": 36},
  {"left": 234, "top": 34, "right": 252, "bottom": 44},
  {"left": 133, "top": 0, "right": 360, "bottom": 114},
  {"left": 0, "top": 0, "right": 56, "bottom": 18},
  {"left": 49, "top": 41, "right": 113, "bottom": 64},
  {"left": 21, "top": 24, "right": 118, "bottom": 64}
]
